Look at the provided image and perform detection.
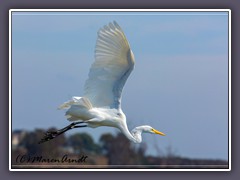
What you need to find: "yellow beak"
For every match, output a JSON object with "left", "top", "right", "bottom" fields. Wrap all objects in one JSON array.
[{"left": 152, "top": 129, "right": 166, "bottom": 136}]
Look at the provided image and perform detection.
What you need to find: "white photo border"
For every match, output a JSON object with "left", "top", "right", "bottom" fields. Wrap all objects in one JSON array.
[{"left": 9, "top": 9, "right": 231, "bottom": 172}]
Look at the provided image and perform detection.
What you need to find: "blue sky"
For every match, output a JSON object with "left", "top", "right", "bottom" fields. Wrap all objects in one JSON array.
[{"left": 11, "top": 11, "right": 229, "bottom": 160}]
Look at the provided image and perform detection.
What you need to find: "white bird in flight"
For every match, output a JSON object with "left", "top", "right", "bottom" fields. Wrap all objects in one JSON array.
[{"left": 39, "top": 21, "right": 165, "bottom": 144}]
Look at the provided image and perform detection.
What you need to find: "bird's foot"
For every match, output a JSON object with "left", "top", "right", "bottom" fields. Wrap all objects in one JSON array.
[
  {"left": 38, "top": 130, "right": 61, "bottom": 144},
  {"left": 38, "top": 122, "right": 86, "bottom": 144}
]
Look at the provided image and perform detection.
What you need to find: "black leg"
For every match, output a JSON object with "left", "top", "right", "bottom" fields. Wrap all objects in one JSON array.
[
  {"left": 74, "top": 125, "right": 88, "bottom": 128},
  {"left": 38, "top": 122, "right": 86, "bottom": 144}
]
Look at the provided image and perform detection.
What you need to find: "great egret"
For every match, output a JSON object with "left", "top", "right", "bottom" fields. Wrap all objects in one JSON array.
[{"left": 39, "top": 21, "right": 165, "bottom": 144}]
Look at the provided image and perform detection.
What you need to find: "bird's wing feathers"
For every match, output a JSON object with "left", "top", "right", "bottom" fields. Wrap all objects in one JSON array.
[{"left": 83, "top": 21, "right": 135, "bottom": 109}]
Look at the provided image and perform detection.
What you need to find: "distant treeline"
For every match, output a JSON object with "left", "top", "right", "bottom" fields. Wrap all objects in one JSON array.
[{"left": 11, "top": 128, "right": 228, "bottom": 169}]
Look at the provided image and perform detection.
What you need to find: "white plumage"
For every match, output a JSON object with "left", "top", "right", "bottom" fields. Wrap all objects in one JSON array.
[
  {"left": 84, "top": 21, "right": 135, "bottom": 109},
  {"left": 41, "top": 21, "right": 165, "bottom": 144}
]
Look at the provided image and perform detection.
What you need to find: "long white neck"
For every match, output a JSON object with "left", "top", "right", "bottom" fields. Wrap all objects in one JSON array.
[{"left": 119, "top": 123, "right": 144, "bottom": 144}]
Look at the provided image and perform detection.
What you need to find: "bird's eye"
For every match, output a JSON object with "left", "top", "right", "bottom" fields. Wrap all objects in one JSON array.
[{"left": 117, "top": 113, "right": 122, "bottom": 117}]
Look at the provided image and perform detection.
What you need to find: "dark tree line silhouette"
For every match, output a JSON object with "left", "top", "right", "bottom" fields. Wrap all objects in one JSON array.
[{"left": 12, "top": 128, "right": 228, "bottom": 169}]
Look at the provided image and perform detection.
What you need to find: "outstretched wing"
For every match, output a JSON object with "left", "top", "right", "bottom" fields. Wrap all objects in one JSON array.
[{"left": 83, "top": 21, "right": 135, "bottom": 109}]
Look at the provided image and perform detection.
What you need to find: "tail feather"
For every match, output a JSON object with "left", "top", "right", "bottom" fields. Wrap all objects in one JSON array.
[
  {"left": 65, "top": 114, "right": 81, "bottom": 121},
  {"left": 58, "top": 96, "right": 93, "bottom": 122},
  {"left": 58, "top": 96, "right": 92, "bottom": 110}
]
